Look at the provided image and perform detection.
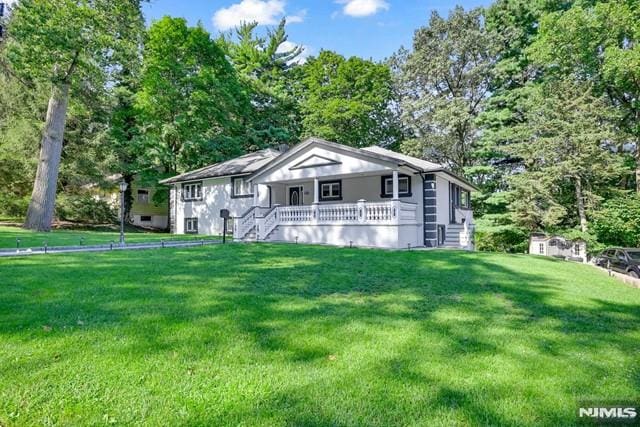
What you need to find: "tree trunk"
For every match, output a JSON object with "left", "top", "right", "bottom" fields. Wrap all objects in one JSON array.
[
  {"left": 23, "top": 83, "right": 70, "bottom": 231},
  {"left": 123, "top": 172, "right": 134, "bottom": 222},
  {"left": 575, "top": 176, "right": 588, "bottom": 233}
]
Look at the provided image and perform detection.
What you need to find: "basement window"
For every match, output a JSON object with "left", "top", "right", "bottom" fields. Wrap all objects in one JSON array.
[{"left": 185, "top": 217, "right": 198, "bottom": 234}]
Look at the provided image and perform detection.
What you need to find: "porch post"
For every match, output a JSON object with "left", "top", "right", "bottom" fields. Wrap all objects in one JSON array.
[
  {"left": 253, "top": 184, "right": 260, "bottom": 206},
  {"left": 313, "top": 178, "right": 320, "bottom": 204},
  {"left": 392, "top": 170, "right": 399, "bottom": 200},
  {"left": 392, "top": 170, "right": 401, "bottom": 225},
  {"left": 312, "top": 177, "right": 319, "bottom": 224}
]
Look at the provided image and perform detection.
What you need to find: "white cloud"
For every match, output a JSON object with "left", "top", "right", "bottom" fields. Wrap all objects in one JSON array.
[
  {"left": 337, "top": 0, "right": 389, "bottom": 17},
  {"left": 213, "top": 0, "right": 286, "bottom": 30},
  {"left": 285, "top": 9, "right": 307, "bottom": 24},
  {"left": 277, "top": 41, "right": 312, "bottom": 64}
]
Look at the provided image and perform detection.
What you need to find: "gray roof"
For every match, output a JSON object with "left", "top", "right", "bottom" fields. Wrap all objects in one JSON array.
[
  {"left": 160, "top": 149, "right": 281, "bottom": 184},
  {"left": 160, "top": 138, "right": 477, "bottom": 191},
  {"left": 361, "top": 146, "right": 443, "bottom": 171}
]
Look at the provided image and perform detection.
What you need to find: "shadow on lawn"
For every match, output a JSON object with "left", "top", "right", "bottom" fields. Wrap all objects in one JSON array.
[{"left": 1, "top": 244, "right": 639, "bottom": 425}]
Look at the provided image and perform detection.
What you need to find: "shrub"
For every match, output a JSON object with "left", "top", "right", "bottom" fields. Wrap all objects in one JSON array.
[
  {"left": 56, "top": 194, "right": 117, "bottom": 224},
  {"left": 475, "top": 224, "right": 529, "bottom": 253},
  {"left": 591, "top": 195, "right": 640, "bottom": 248},
  {"left": 0, "top": 193, "right": 29, "bottom": 218}
]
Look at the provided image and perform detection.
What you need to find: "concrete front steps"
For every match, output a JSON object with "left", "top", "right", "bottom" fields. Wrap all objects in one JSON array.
[{"left": 440, "top": 224, "right": 465, "bottom": 248}]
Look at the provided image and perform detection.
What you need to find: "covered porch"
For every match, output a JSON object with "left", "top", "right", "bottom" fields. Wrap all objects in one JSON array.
[{"left": 234, "top": 170, "right": 423, "bottom": 248}]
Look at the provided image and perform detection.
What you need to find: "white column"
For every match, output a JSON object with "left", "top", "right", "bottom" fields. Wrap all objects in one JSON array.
[
  {"left": 313, "top": 178, "right": 320, "bottom": 204},
  {"left": 392, "top": 170, "right": 399, "bottom": 200},
  {"left": 253, "top": 184, "right": 260, "bottom": 206}
]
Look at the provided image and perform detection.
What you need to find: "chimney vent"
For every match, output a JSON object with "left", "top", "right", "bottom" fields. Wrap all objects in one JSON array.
[{"left": 277, "top": 144, "right": 289, "bottom": 153}]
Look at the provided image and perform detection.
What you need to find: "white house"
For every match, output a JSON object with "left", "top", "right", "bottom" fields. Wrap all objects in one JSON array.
[{"left": 160, "top": 137, "right": 477, "bottom": 249}]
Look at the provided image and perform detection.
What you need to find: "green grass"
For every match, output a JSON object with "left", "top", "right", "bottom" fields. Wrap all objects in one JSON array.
[
  {"left": 0, "top": 225, "right": 216, "bottom": 249},
  {"left": 1, "top": 244, "right": 638, "bottom": 426}
]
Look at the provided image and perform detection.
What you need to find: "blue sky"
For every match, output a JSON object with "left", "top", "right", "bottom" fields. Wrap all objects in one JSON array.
[{"left": 143, "top": 0, "right": 492, "bottom": 61}]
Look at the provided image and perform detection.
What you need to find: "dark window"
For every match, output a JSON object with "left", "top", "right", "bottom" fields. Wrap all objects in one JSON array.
[
  {"left": 137, "top": 189, "right": 149, "bottom": 204},
  {"left": 231, "top": 176, "right": 253, "bottom": 198},
  {"left": 450, "top": 183, "right": 471, "bottom": 208},
  {"left": 184, "top": 217, "right": 198, "bottom": 234},
  {"left": 539, "top": 243, "right": 544, "bottom": 254},
  {"left": 140, "top": 215, "right": 152, "bottom": 222},
  {"left": 182, "top": 182, "right": 203, "bottom": 201},
  {"left": 627, "top": 250, "right": 640, "bottom": 261},
  {"left": 381, "top": 174, "right": 412, "bottom": 197},
  {"left": 319, "top": 180, "right": 342, "bottom": 201}
]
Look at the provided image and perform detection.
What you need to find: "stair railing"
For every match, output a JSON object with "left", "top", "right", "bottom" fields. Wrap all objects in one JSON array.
[
  {"left": 234, "top": 206, "right": 257, "bottom": 240},
  {"left": 256, "top": 205, "right": 280, "bottom": 240}
]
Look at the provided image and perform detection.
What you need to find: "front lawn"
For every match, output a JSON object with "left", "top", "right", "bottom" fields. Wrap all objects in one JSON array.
[
  {"left": 1, "top": 245, "right": 638, "bottom": 425},
  {"left": 0, "top": 225, "right": 216, "bottom": 249}
]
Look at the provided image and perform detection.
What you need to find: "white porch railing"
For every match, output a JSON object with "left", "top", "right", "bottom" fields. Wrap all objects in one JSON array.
[
  {"left": 256, "top": 205, "right": 279, "bottom": 240},
  {"left": 455, "top": 207, "right": 475, "bottom": 249},
  {"left": 279, "top": 206, "right": 313, "bottom": 223},
  {"left": 233, "top": 206, "right": 257, "bottom": 240},
  {"left": 237, "top": 200, "right": 419, "bottom": 241}
]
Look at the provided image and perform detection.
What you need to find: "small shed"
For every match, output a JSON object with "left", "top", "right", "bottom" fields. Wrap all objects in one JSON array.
[{"left": 529, "top": 234, "right": 587, "bottom": 263}]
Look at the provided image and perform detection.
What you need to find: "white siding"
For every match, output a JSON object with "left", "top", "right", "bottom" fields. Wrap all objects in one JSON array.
[
  {"left": 271, "top": 224, "right": 421, "bottom": 249},
  {"left": 174, "top": 177, "right": 254, "bottom": 235},
  {"left": 435, "top": 174, "right": 450, "bottom": 226}
]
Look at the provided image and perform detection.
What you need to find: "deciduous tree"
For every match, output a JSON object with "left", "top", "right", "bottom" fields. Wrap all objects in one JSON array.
[
  {"left": 394, "top": 6, "right": 498, "bottom": 173},
  {"left": 2, "top": 0, "right": 146, "bottom": 231},
  {"left": 135, "top": 17, "right": 249, "bottom": 194},
  {"left": 299, "top": 50, "right": 403, "bottom": 148}
]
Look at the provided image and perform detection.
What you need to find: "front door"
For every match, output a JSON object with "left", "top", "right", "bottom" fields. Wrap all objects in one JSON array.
[
  {"left": 289, "top": 186, "right": 303, "bottom": 206},
  {"left": 449, "top": 183, "right": 456, "bottom": 223}
]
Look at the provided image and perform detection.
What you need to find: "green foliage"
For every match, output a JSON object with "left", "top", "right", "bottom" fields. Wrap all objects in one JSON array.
[
  {"left": 0, "top": 194, "right": 30, "bottom": 218},
  {"left": 475, "top": 223, "right": 529, "bottom": 253},
  {"left": 135, "top": 17, "right": 250, "bottom": 176},
  {"left": 394, "top": 7, "right": 498, "bottom": 173},
  {"left": 473, "top": 191, "right": 529, "bottom": 252},
  {"left": 0, "top": 74, "right": 41, "bottom": 217},
  {"left": 506, "top": 78, "right": 624, "bottom": 231},
  {"left": 55, "top": 194, "right": 117, "bottom": 224},
  {"left": 592, "top": 194, "right": 640, "bottom": 247},
  {"left": 530, "top": 0, "right": 640, "bottom": 190},
  {"left": 217, "top": 19, "right": 303, "bottom": 148},
  {"left": 299, "top": 50, "right": 403, "bottom": 148},
  {"left": 4, "top": 0, "right": 146, "bottom": 93}
]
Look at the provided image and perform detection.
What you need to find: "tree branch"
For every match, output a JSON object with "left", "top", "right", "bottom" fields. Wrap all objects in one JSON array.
[{"left": 62, "top": 49, "right": 81, "bottom": 83}]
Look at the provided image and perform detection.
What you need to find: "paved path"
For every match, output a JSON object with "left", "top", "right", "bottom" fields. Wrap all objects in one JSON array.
[{"left": 0, "top": 239, "right": 221, "bottom": 258}]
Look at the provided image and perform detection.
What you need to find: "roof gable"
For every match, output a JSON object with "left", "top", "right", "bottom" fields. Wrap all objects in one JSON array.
[{"left": 289, "top": 154, "right": 342, "bottom": 170}]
